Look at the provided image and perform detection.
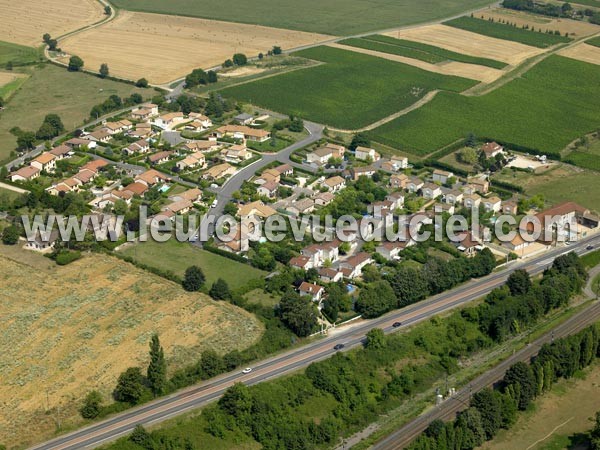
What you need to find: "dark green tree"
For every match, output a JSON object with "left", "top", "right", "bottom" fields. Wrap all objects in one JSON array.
[
  {"left": 147, "top": 334, "right": 167, "bottom": 396},
  {"left": 232, "top": 53, "right": 248, "bottom": 66},
  {"left": 113, "top": 367, "right": 146, "bottom": 404},
  {"left": 279, "top": 290, "right": 318, "bottom": 337},
  {"left": 355, "top": 280, "right": 397, "bottom": 318},
  {"left": 365, "top": 328, "right": 386, "bottom": 350},
  {"left": 129, "top": 425, "right": 154, "bottom": 449},
  {"left": 99, "top": 63, "right": 109, "bottom": 78},
  {"left": 136, "top": 78, "right": 149, "bottom": 88},
  {"left": 507, "top": 269, "right": 532, "bottom": 296},
  {"left": 67, "top": 55, "right": 84, "bottom": 72},
  {"left": 2, "top": 225, "right": 20, "bottom": 245},
  {"left": 79, "top": 390, "right": 103, "bottom": 419},
  {"left": 182, "top": 265, "right": 205, "bottom": 291},
  {"left": 503, "top": 361, "right": 536, "bottom": 410},
  {"left": 349, "top": 132, "right": 370, "bottom": 151},
  {"left": 209, "top": 278, "right": 231, "bottom": 300}
]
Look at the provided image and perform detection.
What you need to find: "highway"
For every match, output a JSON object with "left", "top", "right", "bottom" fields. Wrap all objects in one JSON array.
[{"left": 29, "top": 234, "right": 600, "bottom": 450}]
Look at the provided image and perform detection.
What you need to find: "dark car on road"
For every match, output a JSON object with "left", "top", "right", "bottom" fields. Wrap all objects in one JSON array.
[
  {"left": 392, "top": 322, "right": 402, "bottom": 328},
  {"left": 333, "top": 344, "right": 345, "bottom": 351}
]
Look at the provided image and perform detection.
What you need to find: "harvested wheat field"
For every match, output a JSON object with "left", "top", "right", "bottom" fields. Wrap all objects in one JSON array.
[
  {"left": 0, "top": 0, "right": 104, "bottom": 47},
  {"left": 328, "top": 42, "right": 504, "bottom": 83},
  {"left": 384, "top": 24, "right": 546, "bottom": 66},
  {"left": 478, "top": 8, "right": 600, "bottom": 38},
  {"left": 559, "top": 41, "right": 600, "bottom": 65},
  {"left": 0, "top": 71, "right": 26, "bottom": 87},
  {"left": 59, "top": 11, "right": 329, "bottom": 84},
  {"left": 0, "top": 251, "right": 263, "bottom": 448}
]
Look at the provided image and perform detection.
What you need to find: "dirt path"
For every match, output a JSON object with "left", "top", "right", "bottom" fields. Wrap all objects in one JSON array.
[{"left": 0, "top": 182, "right": 29, "bottom": 194}]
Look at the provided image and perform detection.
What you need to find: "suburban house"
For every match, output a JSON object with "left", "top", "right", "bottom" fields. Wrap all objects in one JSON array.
[
  {"left": 406, "top": 176, "right": 424, "bottom": 194},
  {"left": 25, "top": 230, "right": 59, "bottom": 253},
  {"left": 434, "top": 202, "right": 455, "bottom": 215},
  {"left": 390, "top": 173, "right": 408, "bottom": 189},
  {"left": 483, "top": 196, "right": 502, "bottom": 213},
  {"left": 463, "top": 193, "right": 482, "bottom": 209},
  {"left": 289, "top": 255, "right": 313, "bottom": 271},
  {"left": 73, "top": 169, "right": 97, "bottom": 185},
  {"left": 136, "top": 169, "right": 171, "bottom": 187},
  {"left": 203, "top": 163, "right": 236, "bottom": 181},
  {"left": 254, "top": 168, "right": 281, "bottom": 185},
  {"left": 188, "top": 112, "right": 213, "bottom": 128},
  {"left": 65, "top": 137, "right": 96, "bottom": 149},
  {"left": 376, "top": 241, "right": 410, "bottom": 260},
  {"left": 318, "top": 268, "right": 344, "bottom": 283},
  {"left": 182, "top": 140, "right": 220, "bottom": 153},
  {"left": 432, "top": 169, "right": 453, "bottom": 184},
  {"left": 503, "top": 234, "right": 531, "bottom": 253},
  {"left": 221, "top": 144, "right": 252, "bottom": 164},
  {"left": 386, "top": 191, "right": 405, "bottom": 209},
  {"left": 481, "top": 141, "right": 504, "bottom": 159},
  {"left": 121, "top": 181, "right": 149, "bottom": 197},
  {"left": 81, "top": 159, "right": 109, "bottom": 174},
  {"left": 307, "top": 147, "right": 335, "bottom": 165},
  {"left": 46, "top": 177, "right": 82, "bottom": 195},
  {"left": 123, "top": 139, "right": 150, "bottom": 156},
  {"left": 301, "top": 241, "right": 340, "bottom": 267},
  {"left": 215, "top": 125, "right": 270, "bottom": 142},
  {"left": 287, "top": 198, "right": 315, "bottom": 216},
  {"left": 338, "top": 252, "right": 374, "bottom": 279},
  {"left": 30, "top": 153, "right": 57, "bottom": 173},
  {"left": 323, "top": 175, "right": 346, "bottom": 193},
  {"left": 10, "top": 166, "right": 40, "bottom": 182},
  {"left": 163, "top": 199, "right": 193, "bottom": 215},
  {"left": 422, "top": 182, "right": 442, "bottom": 200},
  {"left": 444, "top": 189, "right": 464, "bottom": 205},
  {"left": 148, "top": 151, "right": 173, "bottom": 165},
  {"left": 350, "top": 166, "right": 376, "bottom": 181},
  {"left": 176, "top": 152, "right": 206, "bottom": 171},
  {"left": 502, "top": 200, "right": 519, "bottom": 215},
  {"left": 313, "top": 191, "right": 335, "bottom": 206},
  {"left": 237, "top": 201, "right": 277, "bottom": 220},
  {"left": 132, "top": 103, "right": 159, "bottom": 120},
  {"left": 454, "top": 231, "right": 484, "bottom": 257},
  {"left": 153, "top": 112, "right": 186, "bottom": 129},
  {"left": 129, "top": 123, "right": 154, "bottom": 139},
  {"left": 102, "top": 120, "right": 132, "bottom": 135},
  {"left": 49, "top": 145, "right": 73, "bottom": 159},
  {"left": 233, "top": 113, "right": 254, "bottom": 125},
  {"left": 169, "top": 188, "right": 202, "bottom": 204},
  {"left": 257, "top": 180, "right": 279, "bottom": 198},
  {"left": 355, "top": 146, "right": 380, "bottom": 162},
  {"left": 390, "top": 156, "right": 409, "bottom": 170},
  {"left": 85, "top": 129, "right": 112, "bottom": 143},
  {"left": 467, "top": 177, "right": 490, "bottom": 194},
  {"left": 525, "top": 202, "right": 599, "bottom": 243},
  {"left": 274, "top": 163, "right": 293, "bottom": 177},
  {"left": 298, "top": 282, "right": 325, "bottom": 303}
]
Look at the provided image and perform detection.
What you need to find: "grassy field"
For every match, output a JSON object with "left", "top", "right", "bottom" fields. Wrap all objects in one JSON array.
[
  {"left": 0, "top": 63, "right": 148, "bottom": 164},
  {"left": 118, "top": 239, "right": 266, "bottom": 289},
  {"left": 571, "top": 0, "right": 600, "bottom": 7},
  {"left": 0, "top": 73, "right": 29, "bottom": 100},
  {"left": 564, "top": 138, "right": 600, "bottom": 171},
  {"left": 444, "top": 16, "right": 572, "bottom": 48},
  {"left": 367, "top": 56, "right": 600, "bottom": 156},
  {"left": 219, "top": 46, "right": 477, "bottom": 129},
  {"left": 342, "top": 35, "right": 507, "bottom": 68},
  {"left": 0, "top": 248, "right": 262, "bottom": 448},
  {"left": 588, "top": 36, "right": 600, "bottom": 47},
  {"left": 0, "top": 40, "right": 42, "bottom": 66},
  {"left": 110, "top": 0, "right": 494, "bottom": 36}
]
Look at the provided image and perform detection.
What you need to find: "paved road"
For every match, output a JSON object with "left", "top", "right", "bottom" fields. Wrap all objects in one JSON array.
[
  {"left": 29, "top": 234, "right": 600, "bottom": 450},
  {"left": 372, "top": 273, "right": 600, "bottom": 450}
]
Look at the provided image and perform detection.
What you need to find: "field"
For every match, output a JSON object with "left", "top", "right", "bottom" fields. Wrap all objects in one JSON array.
[
  {"left": 0, "top": 0, "right": 104, "bottom": 47},
  {"left": 0, "top": 71, "right": 28, "bottom": 99},
  {"left": 0, "top": 249, "right": 263, "bottom": 448},
  {"left": 564, "top": 136, "right": 600, "bottom": 171},
  {"left": 0, "top": 64, "right": 148, "bottom": 163},
  {"left": 219, "top": 45, "right": 477, "bottom": 129},
  {"left": 589, "top": 36, "right": 600, "bottom": 47},
  {"left": 571, "top": 0, "right": 600, "bottom": 6},
  {"left": 58, "top": 11, "right": 329, "bottom": 84},
  {"left": 118, "top": 239, "right": 266, "bottom": 289},
  {"left": 0, "top": 40, "right": 43, "bottom": 66},
  {"left": 367, "top": 56, "right": 600, "bottom": 157},
  {"left": 109, "top": 0, "right": 494, "bottom": 36},
  {"left": 444, "top": 16, "right": 572, "bottom": 48},
  {"left": 482, "top": 364, "right": 600, "bottom": 450},
  {"left": 559, "top": 42, "right": 600, "bottom": 65},
  {"left": 383, "top": 24, "right": 546, "bottom": 66}
]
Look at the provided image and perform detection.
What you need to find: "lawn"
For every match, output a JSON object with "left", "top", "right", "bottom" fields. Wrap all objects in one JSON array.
[
  {"left": 110, "top": 0, "right": 494, "bottom": 35},
  {"left": 367, "top": 56, "right": 600, "bottom": 156},
  {"left": 0, "top": 40, "right": 43, "bottom": 66},
  {"left": 342, "top": 35, "right": 507, "bottom": 69},
  {"left": 0, "top": 63, "right": 149, "bottom": 164},
  {"left": 444, "top": 16, "right": 572, "bottom": 48},
  {"left": 219, "top": 46, "right": 477, "bottom": 129},
  {"left": 588, "top": 36, "right": 600, "bottom": 47},
  {"left": 118, "top": 239, "right": 266, "bottom": 289},
  {"left": 0, "top": 186, "right": 26, "bottom": 204}
]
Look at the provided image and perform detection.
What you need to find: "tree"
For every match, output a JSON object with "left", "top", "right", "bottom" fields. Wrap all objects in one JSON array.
[
  {"left": 386, "top": 266, "right": 429, "bottom": 307},
  {"left": 466, "top": 132, "right": 477, "bottom": 147},
  {"left": 349, "top": 133, "right": 370, "bottom": 151},
  {"left": 471, "top": 388, "right": 502, "bottom": 439},
  {"left": 507, "top": 269, "right": 532, "bottom": 296},
  {"left": 458, "top": 147, "right": 478, "bottom": 165},
  {"left": 182, "top": 265, "right": 205, "bottom": 291},
  {"left": 99, "top": 63, "right": 109, "bottom": 78},
  {"left": 355, "top": 280, "right": 396, "bottom": 318},
  {"left": 207, "top": 70, "right": 218, "bottom": 83},
  {"left": 136, "top": 78, "right": 149, "bottom": 88},
  {"left": 289, "top": 116, "right": 304, "bottom": 132},
  {"left": 147, "top": 334, "right": 167, "bottom": 396},
  {"left": 591, "top": 411, "right": 600, "bottom": 450},
  {"left": 209, "top": 278, "right": 231, "bottom": 300},
  {"left": 68, "top": 55, "right": 84, "bottom": 72},
  {"left": 113, "top": 367, "right": 146, "bottom": 404},
  {"left": 365, "top": 328, "right": 386, "bottom": 350},
  {"left": 104, "top": 5, "right": 112, "bottom": 15},
  {"left": 2, "top": 225, "right": 20, "bottom": 245},
  {"left": 279, "top": 290, "right": 318, "bottom": 337},
  {"left": 47, "top": 39, "right": 58, "bottom": 51},
  {"left": 16, "top": 131, "right": 36, "bottom": 150},
  {"left": 223, "top": 59, "right": 234, "bottom": 68},
  {"left": 218, "top": 382, "right": 252, "bottom": 418},
  {"left": 272, "top": 46, "right": 282, "bottom": 55},
  {"left": 43, "top": 33, "right": 51, "bottom": 44},
  {"left": 200, "top": 349, "right": 224, "bottom": 377},
  {"left": 80, "top": 390, "right": 103, "bottom": 419},
  {"left": 503, "top": 361, "right": 536, "bottom": 410},
  {"left": 232, "top": 53, "right": 248, "bottom": 66},
  {"left": 129, "top": 425, "right": 154, "bottom": 449}
]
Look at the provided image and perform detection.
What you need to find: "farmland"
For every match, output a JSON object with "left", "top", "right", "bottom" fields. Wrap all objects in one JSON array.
[
  {"left": 444, "top": 16, "right": 572, "bottom": 48},
  {"left": 367, "top": 56, "right": 600, "bottom": 157},
  {"left": 58, "top": 11, "right": 329, "bottom": 85},
  {"left": 0, "top": 0, "right": 104, "bottom": 47},
  {"left": 110, "top": 0, "right": 494, "bottom": 36},
  {"left": 118, "top": 238, "right": 267, "bottom": 289},
  {"left": 0, "top": 250, "right": 263, "bottom": 448},
  {"left": 0, "top": 40, "right": 43, "bottom": 66},
  {"left": 341, "top": 36, "right": 507, "bottom": 68},
  {"left": 589, "top": 36, "right": 600, "bottom": 47},
  {"left": 0, "top": 64, "right": 148, "bottom": 163},
  {"left": 219, "top": 46, "right": 477, "bottom": 129},
  {"left": 0, "top": 72, "right": 28, "bottom": 100},
  {"left": 564, "top": 134, "right": 600, "bottom": 171},
  {"left": 559, "top": 42, "right": 600, "bottom": 65}
]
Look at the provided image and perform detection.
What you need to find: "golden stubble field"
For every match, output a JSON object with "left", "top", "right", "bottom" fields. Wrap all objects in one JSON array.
[
  {"left": 58, "top": 11, "right": 330, "bottom": 84},
  {"left": 559, "top": 41, "right": 600, "bottom": 66},
  {"left": 0, "top": 250, "right": 264, "bottom": 448},
  {"left": 0, "top": 0, "right": 104, "bottom": 47},
  {"left": 384, "top": 24, "right": 546, "bottom": 67}
]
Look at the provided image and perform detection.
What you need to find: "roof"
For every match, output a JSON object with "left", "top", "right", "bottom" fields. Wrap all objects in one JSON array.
[
  {"left": 74, "top": 169, "right": 95, "bottom": 183},
  {"left": 175, "top": 188, "right": 202, "bottom": 202},
  {"left": 408, "top": 176, "right": 423, "bottom": 185},
  {"left": 274, "top": 164, "right": 292, "bottom": 174},
  {"left": 293, "top": 198, "right": 315, "bottom": 212},
  {"left": 82, "top": 159, "right": 108, "bottom": 173},
  {"left": 299, "top": 282, "right": 324, "bottom": 295},
  {"left": 184, "top": 140, "right": 218, "bottom": 151},
  {"left": 205, "top": 163, "right": 234, "bottom": 179},
  {"left": 314, "top": 192, "right": 335, "bottom": 202},
  {"left": 238, "top": 201, "right": 277, "bottom": 218},
  {"left": 123, "top": 182, "right": 148, "bottom": 196},
  {"left": 343, "top": 252, "right": 373, "bottom": 268},
  {"left": 319, "top": 267, "right": 340, "bottom": 278},
  {"left": 217, "top": 125, "right": 270, "bottom": 138},
  {"left": 165, "top": 199, "right": 193, "bottom": 213},
  {"left": 355, "top": 146, "right": 374, "bottom": 153},
  {"left": 32, "top": 152, "right": 56, "bottom": 165},
  {"left": 89, "top": 129, "right": 111, "bottom": 140},
  {"left": 259, "top": 180, "right": 279, "bottom": 192},
  {"left": 159, "top": 112, "right": 184, "bottom": 121},
  {"left": 324, "top": 175, "right": 345, "bottom": 187},
  {"left": 423, "top": 182, "right": 441, "bottom": 191},
  {"left": 352, "top": 166, "right": 376, "bottom": 174},
  {"left": 49, "top": 145, "right": 71, "bottom": 157},
  {"left": 136, "top": 169, "right": 170, "bottom": 185},
  {"left": 485, "top": 196, "right": 502, "bottom": 204},
  {"left": 456, "top": 231, "right": 481, "bottom": 248},
  {"left": 11, "top": 166, "right": 40, "bottom": 178},
  {"left": 148, "top": 151, "right": 173, "bottom": 163},
  {"left": 433, "top": 169, "right": 452, "bottom": 176},
  {"left": 539, "top": 201, "right": 588, "bottom": 217},
  {"left": 289, "top": 255, "right": 311, "bottom": 268}
]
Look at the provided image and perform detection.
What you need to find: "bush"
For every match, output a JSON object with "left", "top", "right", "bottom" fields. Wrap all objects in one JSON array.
[
  {"left": 80, "top": 391, "right": 103, "bottom": 419},
  {"left": 182, "top": 265, "right": 205, "bottom": 291},
  {"left": 2, "top": 225, "right": 20, "bottom": 245},
  {"left": 135, "top": 78, "right": 149, "bottom": 88},
  {"left": 54, "top": 250, "right": 81, "bottom": 265}
]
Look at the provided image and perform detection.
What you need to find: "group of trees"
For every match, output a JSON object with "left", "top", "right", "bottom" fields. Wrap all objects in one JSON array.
[
  {"left": 42, "top": 33, "right": 58, "bottom": 52},
  {"left": 223, "top": 53, "right": 248, "bottom": 68},
  {"left": 90, "top": 93, "right": 143, "bottom": 119},
  {"left": 36, "top": 113, "right": 64, "bottom": 140},
  {"left": 184, "top": 68, "right": 218, "bottom": 88},
  {"left": 68, "top": 55, "right": 84, "bottom": 72}
]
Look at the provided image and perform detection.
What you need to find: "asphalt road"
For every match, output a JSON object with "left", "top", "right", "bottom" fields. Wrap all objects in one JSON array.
[{"left": 29, "top": 234, "right": 600, "bottom": 450}]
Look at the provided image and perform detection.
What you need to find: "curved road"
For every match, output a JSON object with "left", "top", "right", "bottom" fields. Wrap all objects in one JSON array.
[{"left": 29, "top": 234, "right": 600, "bottom": 450}]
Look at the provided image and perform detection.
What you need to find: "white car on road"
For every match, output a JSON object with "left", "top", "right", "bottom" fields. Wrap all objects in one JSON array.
[{"left": 242, "top": 367, "right": 252, "bottom": 374}]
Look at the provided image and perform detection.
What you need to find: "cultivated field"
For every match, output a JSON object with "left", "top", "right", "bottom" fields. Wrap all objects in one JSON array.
[
  {"left": 59, "top": 11, "right": 329, "bottom": 84},
  {"left": 0, "top": 40, "right": 43, "bottom": 66},
  {"left": 559, "top": 41, "right": 600, "bottom": 65},
  {"left": 0, "top": 71, "right": 26, "bottom": 88},
  {"left": 0, "top": 0, "right": 104, "bottom": 47},
  {"left": 0, "top": 250, "right": 263, "bottom": 448},
  {"left": 589, "top": 36, "right": 600, "bottom": 47},
  {"left": 219, "top": 45, "right": 477, "bottom": 129},
  {"left": 110, "top": 0, "right": 494, "bottom": 35},
  {"left": 367, "top": 56, "right": 600, "bottom": 157},
  {"left": 383, "top": 24, "right": 546, "bottom": 66}
]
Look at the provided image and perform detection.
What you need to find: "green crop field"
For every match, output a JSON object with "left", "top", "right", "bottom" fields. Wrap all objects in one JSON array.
[
  {"left": 367, "top": 56, "right": 600, "bottom": 157},
  {"left": 444, "top": 16, "right": 572, "bottom": 48},
  {"left": 571, "top": 0, "right": 600, "bottom": 7},
  {"left": 219, "top": 46, "right": 477, "bottom": 129},
  {"left": 0, "top": 40, "right": 43, "bottom": 66},
  {"left": 564, "top": 137, "right": 600, "bottom": 171},
  {"left": 587, "top": 36, "right": 600, "bottom": 48},
  {"left": 341, "top": 35, "right": 507, "bottom": 69},
  {"left": 110, "top": 0, "right": 493, "bottom": 35}
]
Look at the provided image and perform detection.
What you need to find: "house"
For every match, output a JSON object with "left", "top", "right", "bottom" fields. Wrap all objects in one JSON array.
[
  {"left": 65, "top": 137, "right": 96, "bottom": 149},
  {"left": 129, "top": 122, "right": 154, "bottom": 139},
  {"left": 30, "top": 153, "right": 56, "bottom": 173},
  {"left": 313, "top": 192, "right": 335, "bottom": 207},
  {"left": 355, "top": 146, "right": 380, "bottom": 162},
  {"left": 301, "top": 241, "right": 340, "bottom": 267},
  {"left": 444, "top": 189, "right": 464, "bottom": 205},
  {"left": 432, "top": 169, "right": 453, "bottom": 184},
  {"left": 81, "top": 159, "right": 109, "bottom": 174},
  {"left": 526, "top": 202, "right": 597, "bottom": 243},
  {"left": 216, "top": 125, "right": 270, "bottom": 142},
  {"left": 132, "top": 103, "right": 159, "bottom": 120},
  {"left": 233, "top": 113, "right": 254, "bottom": 125},
  {"left": 323, "top": 175, "right": 346, "bottom": 193},
  {"left": 406, "top": 176, "right": 424, "bottom": 194},
  {"left": 102, "top": 120, "right": 132, "bottom": 134},
  {"left": 163, "top": 199, "right": 193, "bottom": 215},
  {"left": 25, "top": 230, "right": 59, "bottom": 253},
  {"left": 434, "top": 202, "right": 455, "bottom": 215},
  {"left": 307, "top": 147, "right": 335, "bottom": 165},
  {"left": 182, "top": 140, "right": 220, "bottom": 153},
  {"left": 148, "top": 151, "right": 174, "bottom": 165},
  {"left": 47, "top": 177, "right": 82, "bottom": 195},
  {"left": 454, "top": 231, "right": 483, "bottom": 257},
  {"left": 389, "top": 173, "right": 408, "bottom": 189},
  {"left": 368, "top": 200, "right": 394, "bottom": 219},
  {"left": 463, "top": 193, "right": 482, "bottom": 209},
  {"left": 391, "top": 156, "right": 409, "bottom": 170},
  {"left": 350, "top": 166, "right": 376, "bottom": 181},
  {"left": 73, "top": 168, "right": 97, "bottom": 184},
  {"left": 274, "top": 164, "right": 293, "bottom": 177},
  {"left": 376, "top": 241, "right": 410, "bottom": 260},
  {"left": 153, "top": 112, "right": 186, "bottom": 129},
  {"left": 502, "top": 200, "right": 518, "bottom": 215},
  {"left": 123, "top": 139, "right": 150, "bottom": 156},
  {"left": 299, "top": 282, "right": 325, "bottom": 302},
  {"left": 255, "top": 168, "right": 281, "bottom": 185},
  {"left": 338, "top": 252, "right": 374, "bottom": 279},
  {"left": 503, "top": 234, "right": 531, "bottom": 253},
  {"left": 467, "top": 177, "right": 490, "bottom": 194},
  {"left": 121, "top": 181, "right": 149, "bottom": 197},
  {"left": 10, "top": 166, "right": 40, "bottom": 182},
  {"left": 237, "top": 201, "right": 277, "bottom": 220},
  {"left": 221, "top": 144, "right": 252, "bottom": 164},
  {"left": 169, "top": 188, "right": 202, "bottom": 204},
  {"left": 49, "top": 145, "right": 73, "bottom": 159},
  {"left": 483, "top": 196, "right": 502, "bottom": 213},
  {"left": 257, "top": 181, "right": 279, "bottom": 198},
  {"left": 136, "top": 169, "right": 171, "bottom": 187},
  {"left": 188, "top": 112, "right": 212, "bottom": 128},
  {"left": 386, "top": 191, "right": 405, "bottom": 209},
  {"left": 422, "top": 182, "right": 442, "bottom": 200},
  {"left": 85, "top": 129, "right": 112, "bottom": 143},
  {"left": 289, "top": 255, "right": 313, "bottom": 271},
  {"left": 176, "top": 152, "right": 206, "bottom": 171},
  {"left": 318, "top": 267, "right": 344, "bottom": 283},
  {"left": 287, "top": 198, "right": 315, "bottom": 216},
  {"left": 203, "top": 163, "right": 236, "bottom": 181},
  {"left": 481, "top": 141, "right": 504, "bottom": 159}
]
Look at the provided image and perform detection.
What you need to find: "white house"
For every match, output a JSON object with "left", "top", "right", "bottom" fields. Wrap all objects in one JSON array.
[
  {"left": 432, "top": 169, "right": 453, "bottom": 184},
  {"left": 355, "top": 146, "right": 381, "bottom": 162}
]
